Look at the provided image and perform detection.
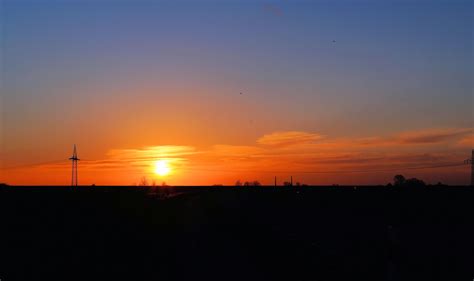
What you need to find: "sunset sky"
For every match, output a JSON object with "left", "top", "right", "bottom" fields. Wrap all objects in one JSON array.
[{"left": 1, "top": 0, "right": 472, "bottom": 185}]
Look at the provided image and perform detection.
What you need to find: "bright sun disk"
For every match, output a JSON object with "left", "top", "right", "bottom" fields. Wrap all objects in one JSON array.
[{"left": 154, "top": 160, "right": 171, "bottom": 176}]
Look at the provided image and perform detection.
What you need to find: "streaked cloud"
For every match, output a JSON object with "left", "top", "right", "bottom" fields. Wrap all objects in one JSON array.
[
  {"left": 395, "top": 128, "right": 472, "bottom": 144},
  {"left": 28, "top": 146, "right": 196, "bottom": 172},
  {"left": 457, "top": 134, "right": 474, "bottom": 147},
  {"left": 107, "top": 146, "right": 197, "bottom": 160},
  {"left": 212, "top": 145, "right": 265, "bottom": 158},
  {"left": 257, "top": 131, "right": 324, "bottom": 146},
  {"left": 347, "top": 128, "right": 472, "bottom": 147}
]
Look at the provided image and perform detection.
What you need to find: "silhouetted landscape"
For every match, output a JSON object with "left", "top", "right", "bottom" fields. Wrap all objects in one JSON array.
[{"left": 2, "top": 185, "right": 473, "bottom": 281}]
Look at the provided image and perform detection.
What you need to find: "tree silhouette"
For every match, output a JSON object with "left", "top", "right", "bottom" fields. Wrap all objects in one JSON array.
[
  {"left": 392, "top": 175, "right": 426, "bottom": 187},
  {"left": 243, "top": 181, "right": 261, "bottom": 187},
  {"left": 139, "top": 176, "right": 149, "bottom": 186},
  {"left": 393, "top": 175, "right": 406, "bottom": 186},
  {"left": 405, "top": 178, "right": 426, "bottom": 187}
]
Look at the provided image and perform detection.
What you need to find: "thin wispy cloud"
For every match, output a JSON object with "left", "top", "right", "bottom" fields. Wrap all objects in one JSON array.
[
  {"left": 34, "top": 128, "right": 469, "bottom": 172},
  {"left": 257, "top": 131, "right": 324, "bottom": 146},
  {"left": 457, "top": 134, "right": 474, "bottom": 147},
  {"left": 395, "top": 128, "right": 472, "bottom": 144},
  {"left": 107, "top": 146, "right": 197, "bottom": 160},
  {"left": 212, "top": 145, "right": 265, "bottom": 157},
  {"left": 349, "top": 128, "right": 472, "bottom": 147}
]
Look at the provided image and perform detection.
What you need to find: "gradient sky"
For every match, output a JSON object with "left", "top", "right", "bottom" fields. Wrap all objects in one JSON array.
[{"left": 1, "top": 0, "right": 472, "bottom": 185}]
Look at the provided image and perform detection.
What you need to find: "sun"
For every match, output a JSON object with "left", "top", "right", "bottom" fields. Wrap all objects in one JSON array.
[{"left": 154, "top": 160, "right": 171, "bottom": 176}]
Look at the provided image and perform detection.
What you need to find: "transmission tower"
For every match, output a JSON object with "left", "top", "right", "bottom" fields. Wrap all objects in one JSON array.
[{"left": 69, "top": 144, "right": 80, "bottom": 186}]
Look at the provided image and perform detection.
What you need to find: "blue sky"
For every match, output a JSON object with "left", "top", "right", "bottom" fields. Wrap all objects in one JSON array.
[{"left": 1, "top": 0, "right": 472, "bottom": 184}]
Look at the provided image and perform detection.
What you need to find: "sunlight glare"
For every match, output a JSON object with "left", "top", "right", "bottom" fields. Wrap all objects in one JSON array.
[{"left": 154, "top": 160, "right": 171, "bottom": 176}]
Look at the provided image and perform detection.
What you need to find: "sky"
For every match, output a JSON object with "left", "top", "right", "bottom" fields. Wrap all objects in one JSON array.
[{"left": 1, "top": 0, "right": 472, "bottom": 185}]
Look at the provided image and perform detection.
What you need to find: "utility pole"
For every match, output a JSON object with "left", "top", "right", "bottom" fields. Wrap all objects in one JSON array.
[
  {"left": 274, "top": 176, "right": 277, "bottom": 187},
  {"left": 464, "top": 149, "right": 474, "bottom": 186},
  {"left": 291, "top": 176, "right": 293, "bottom": 187},
  {"left": 471, "top": 150, "right": 474, "bottom": 186},
  {"left": 69, "top": 144, "right": 80, "bottom": 187}
]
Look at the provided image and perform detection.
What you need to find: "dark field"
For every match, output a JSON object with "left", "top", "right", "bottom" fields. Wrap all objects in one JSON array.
[{"left": 1, "top": 186, "right": 474, "bottom": 281}]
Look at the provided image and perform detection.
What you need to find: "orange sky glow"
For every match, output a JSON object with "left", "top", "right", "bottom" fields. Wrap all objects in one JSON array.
[{"left": 2, "top": 128, "right": 472, "bottom": 186}]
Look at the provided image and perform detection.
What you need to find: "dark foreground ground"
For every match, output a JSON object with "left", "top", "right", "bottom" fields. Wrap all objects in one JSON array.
[{"left": 1, "top": 186, "right": 473, "bottom": 281}]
